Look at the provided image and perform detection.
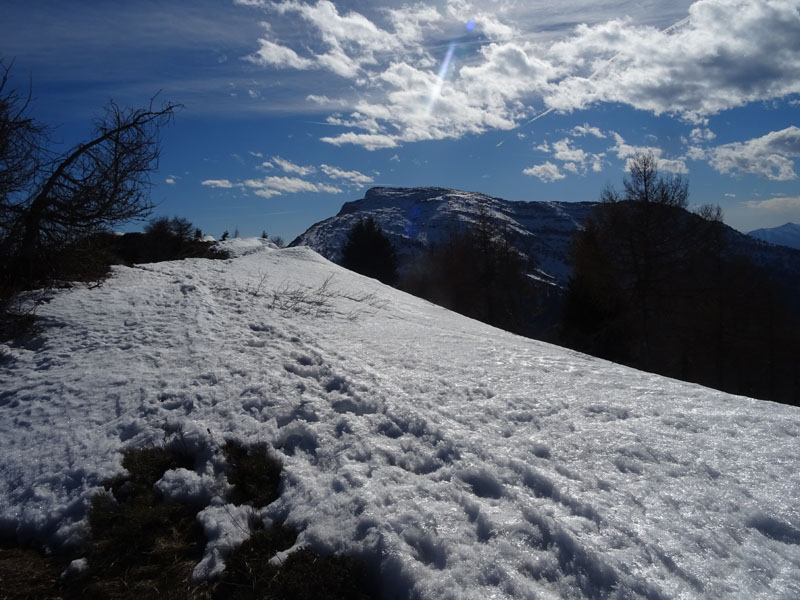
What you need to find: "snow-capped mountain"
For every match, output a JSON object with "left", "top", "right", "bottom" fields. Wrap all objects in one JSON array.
[
  {"left": 291, "top": 188, "right": 800, "bottom": 296},
  {"left": 291, "top": 187, "right": 596, "bottom": 287},
  {"left": 748, "top": 222, "right": 800, "bottom": 250},
  {"left": 1, "top": 239, "right": 798, "bottom": 598}
]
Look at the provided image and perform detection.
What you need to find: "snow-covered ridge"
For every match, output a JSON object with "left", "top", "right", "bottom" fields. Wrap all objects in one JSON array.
[
  {"left": 291, "top": 187, "right": 597, "bottom": 286},
  {"left": 1, "top": 241, "right": 799, "bottom": 598}
]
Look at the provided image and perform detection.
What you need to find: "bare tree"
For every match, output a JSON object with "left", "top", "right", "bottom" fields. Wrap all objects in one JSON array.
[
  {"left": 616, "top": 151, "right": 688, "bottom": 208},
  {"left": 0, "top": 59, "right": 48, "bottom": 240},
  {"left": 0, "top": 59, "right": 179, "bottom": 296}
]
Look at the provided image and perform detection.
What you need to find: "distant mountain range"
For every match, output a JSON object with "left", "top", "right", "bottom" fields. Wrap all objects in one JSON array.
[
  {"left": 292, "top": 187, "right": 800, "bottom": 296},
  {"left": 748, "top": 222, "right": 800, "bottom": 250}
]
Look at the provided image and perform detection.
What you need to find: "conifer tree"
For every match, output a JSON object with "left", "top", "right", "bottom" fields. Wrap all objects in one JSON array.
[{"left": 340, "top": 217, "right": 398, "bottom": 285}]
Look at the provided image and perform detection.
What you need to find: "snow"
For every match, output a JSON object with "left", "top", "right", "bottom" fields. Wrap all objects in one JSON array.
[
  {"left": 291, "top": 186, "right": 596, "bottom": 286},
  {"left": 1, "top": 238, "right": 799, "bottom": 598}
]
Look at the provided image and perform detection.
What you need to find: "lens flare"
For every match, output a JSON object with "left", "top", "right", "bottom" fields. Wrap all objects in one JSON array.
[
  {"left": 426, "top": 41, "right": 456, "bottom": 116},
  {"left": 466, "top": 20, "right": 475, "bottom": 31}
]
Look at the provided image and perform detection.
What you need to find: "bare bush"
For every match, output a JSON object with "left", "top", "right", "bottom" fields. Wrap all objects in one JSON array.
[{"left": 268, "top": 275, "right": 386, "bottom": 319}]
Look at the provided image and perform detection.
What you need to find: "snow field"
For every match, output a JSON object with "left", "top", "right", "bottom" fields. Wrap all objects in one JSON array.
[{"left": 1, "top": 238, "right": 798, "bottom": 598}]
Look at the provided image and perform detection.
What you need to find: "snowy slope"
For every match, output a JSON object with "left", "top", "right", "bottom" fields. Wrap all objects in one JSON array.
[
  {"left": 291, "top": 187, "right": 596, "bottom": 287},
  {"left": 748, "top": 223, "right": 800, "bottom": 250},
  {"left": 1, "top": 240, "right": 799, "bottom": 599}
]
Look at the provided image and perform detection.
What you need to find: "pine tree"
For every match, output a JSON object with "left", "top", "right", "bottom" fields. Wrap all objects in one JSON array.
[{"left": 340, "top": 217, "right": 398, "bottom": 285}]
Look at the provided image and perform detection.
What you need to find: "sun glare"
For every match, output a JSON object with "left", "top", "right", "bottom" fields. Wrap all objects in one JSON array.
[{"left": 426, "top": 41, "right": 457, "bottom": 116}]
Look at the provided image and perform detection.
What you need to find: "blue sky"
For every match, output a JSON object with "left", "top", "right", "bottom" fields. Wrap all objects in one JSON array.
[{"left": 3, "top": 0, "right": 800, "bottom": 239}]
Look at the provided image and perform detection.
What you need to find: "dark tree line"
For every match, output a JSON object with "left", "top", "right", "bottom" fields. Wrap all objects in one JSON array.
[
  {"left": 338, "top": 211, "right": 538, "bottom": 335},
  {"left": 563, "top": 153, "right": 800, "bottom": 405},
  {"left": 401, "top": 208, "right": 538, "bottom": 335},
  {"left": 340, "top": 216, "right": 399, "bottom": 285}
]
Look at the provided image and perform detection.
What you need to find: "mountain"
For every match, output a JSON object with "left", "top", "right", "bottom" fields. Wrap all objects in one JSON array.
[
  {"left": 748, "top": 222, "right": 800, "bottom": 250},
  {"left": 291, "top": 187, "right": 596, "bottom": 287},
  {"left": 1, "top": 239, "right": 798, "bottom": 598},
  {"left": 292, "top": 187, "right": 800, "bottom": 297}
]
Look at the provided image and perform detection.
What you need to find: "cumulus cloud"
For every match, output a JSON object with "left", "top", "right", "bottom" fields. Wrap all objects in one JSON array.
[
  {"left": 320, "top": 164, "right": 374, "bottom": 185},
  {"left": 709, "top": 126, "right": 800, "bottom": 180},
  {"left": 165, "top": 177, "right": 176, "bottom": 185},
  {"left": 553, "top": 138, "right": 588, "bottom": 164},
  {"left": 690, "top": 127, "right": 716, "bottom": 143},
  {"left": 239, "top": 0, "right": 800, "bottom": 150},
  {"left": 245, "top": 0, "right": 407, "bottom": 78},
  {"left": 609, "top": 133, "right": 688, "bottom": 173},
  {"left": 523, "top": 161, "right": 566, "bottom": 182},
  {"left": 571, "top": 123, "right": 605, "bottom": 138},
  {"left": 545, "top": 0, "right": 800, "bottom": 122},
  {"left": 529, "top": 135, "right": 607, "bottom": 177}
]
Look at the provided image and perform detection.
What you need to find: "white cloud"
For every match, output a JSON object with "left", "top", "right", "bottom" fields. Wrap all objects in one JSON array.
[
  {"left": 201, "top": 169, "right": 342, "bottom": 198},
  {"left": 246, "top": 39, "right": 315, "bottom": 70},
  {"left": 245, "top": 0, "right": 409, "bottom": 79},
  {"left": 709, "top": 126, "right": 800, "bottom": 180},
  {"left": 553, "top": 138, "right": 588, "bottom": 164},
  {"left": 272, "top": 156, "right": 316, "bottom": 176},
  {"left": 743, "top": 195, "right": 800, "bottom": 211},
  {"left": 165, "top": 177, "right": 176, "bottom": 185},
  {"left": 547, "top": 137, "right": 606, "bottom": 175},
  {"left": 201, "top": 179, "right": 235, "bottom": 188},
  {"left": 320, "top": 164, "right": 374, "bottom": 185},
  {"left": 320, "top": 132, "right": 399, "bottom": 150},
  {"left": 305, "top": 94, "right": 349, "bottom": 108},
  {"left": 545, "top": 1, "right": 800, "bottom": 122},
  {"left": 690, "top": 127, "right": 716, "bottom": 143},
  {"left": 240, "top": 0, "right": 800, "bottom": 149},
  {"left": 244, "top": 176, "right": 342, "bottom": 196},
  {"left": 571, "top": 123, "right": 605, "bottom": 138},
  {"left": 609, "top": 133, "right": 688, "bottom": 173},
  {"left": 591, "top": 154, "right": 605, "bottom": 172},
  {"left": 523, "top": 161, "right": 566, "bottom": 182},
  {"left": 686, "top": 146, "right": 707, "bottom": 161}
]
